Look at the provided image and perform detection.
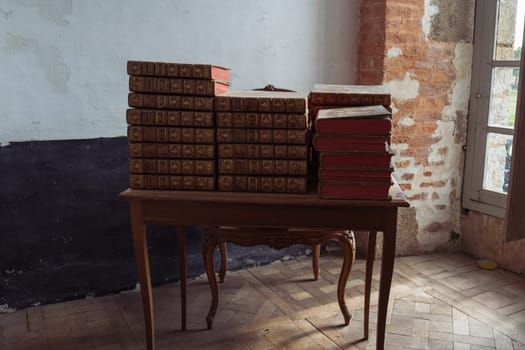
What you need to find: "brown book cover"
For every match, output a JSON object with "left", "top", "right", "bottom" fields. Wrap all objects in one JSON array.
[
  {"left": 217, "top": 128, "right": 307, "bottom": 144},
  {"left": 318, "top": 178, "right": 393, "bottom": 199},
  {"left": 309, "top": 84, "right": 391, "bottom": 107},
  {"left": 126, "top": 109, "right": 214, "bottom": 127},
  {"left": 129, "top": 76, "right": 229, "bottom": 96},
  {"left": 128, "top": 93, "right": 214, "bottom": 111},
  {"left": 128, "top": 126, "right": 215, "bottom": 143},
  {"left": 128, "top": 143, "right": 215, "bottom": 159},
  {"left": 130, "top": 174, "right": 215, "bottom": 190},
  {"left": 129, "top": 158, "right": 215, "bottom": 175},
  {"left": 216, "top": 112, "right": 307, "bottom": 129},
  {"left": 215, "top": 90, "right": 307, "bottom": 113},
  {"left": 218, "top": 175, "right": 307, "bottom": 193},
  {"left": 315, "top": 105, "right": 392, "bottom": 134},
  {"left": 319, "top": 151, "right": 393, "bottom": 169},
  {"left": 313, "top": 134, "right": 390, "bottom": 152},
  {"left": 218, "top": 144, "right": 308, "bottom": 159},
  {"left": 127, "top": 60, "right": 230, "bottom": 81},
  {"left": 218, "top": 159, "right": 308, "bottom": 175},
  {"left": 318, "top": 167, "right": 393, "bottom": 182}
]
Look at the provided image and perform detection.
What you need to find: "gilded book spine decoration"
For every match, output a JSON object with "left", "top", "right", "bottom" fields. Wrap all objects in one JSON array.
[{"left": 126, "top": 60, "right": 231, "bottom": 191}]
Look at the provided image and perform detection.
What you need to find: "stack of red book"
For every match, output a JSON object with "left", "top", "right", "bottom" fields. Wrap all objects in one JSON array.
[
  {"left": 125, "top": 60, "right": 230, "bottom": 190},
  {"left": 309, "top": 84, "right": 393, "bottom": 199},
  {"left": 214, "top": 90, "right": 310, "bottom": 193}
]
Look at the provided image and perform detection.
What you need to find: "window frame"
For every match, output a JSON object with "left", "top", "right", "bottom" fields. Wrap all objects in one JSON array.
[{"left": 463, "top": 0, "right": 519, "bottom": 218}]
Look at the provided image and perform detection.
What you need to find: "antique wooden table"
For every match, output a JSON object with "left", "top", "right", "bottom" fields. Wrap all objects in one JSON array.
[{"left": 119, "top": 188, "right": 409, "bottom": 350}]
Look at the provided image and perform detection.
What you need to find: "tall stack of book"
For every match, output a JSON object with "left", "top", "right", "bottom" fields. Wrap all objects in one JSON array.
[
  {"left": 214, "top": 90, "right": 310, "bottom": 193},
  {"left": 126, "top": 60, "right": 230, "bottom": 190},
  {"left": 309, "top": 84, "right": 393, "bottom": 199}
]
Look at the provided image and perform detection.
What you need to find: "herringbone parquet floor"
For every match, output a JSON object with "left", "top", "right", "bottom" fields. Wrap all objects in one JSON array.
[{"left": 1, "top": 252, "right": 524, "bottom": 349}]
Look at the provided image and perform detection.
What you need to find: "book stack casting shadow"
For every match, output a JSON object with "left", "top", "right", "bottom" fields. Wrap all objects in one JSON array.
[
  {"left": 309, "top": 84, "right": 393, "bottom": 199},
  {"left": 125, "top": 60, "right": 230, "bottom": 190},
  {"left": 214, "top": 90, "right": 310, "bottom": 193}
]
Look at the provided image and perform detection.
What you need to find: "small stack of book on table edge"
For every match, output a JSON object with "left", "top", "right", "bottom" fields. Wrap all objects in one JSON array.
[
  {"left": 215, "top": 90, "right": 310, "bottom": 193},
  {"left": 309, "top": 84, "right": 393, "bottom": 199},
  {"left": 125, "top": 60, "right": 230, "bottom": 190}
]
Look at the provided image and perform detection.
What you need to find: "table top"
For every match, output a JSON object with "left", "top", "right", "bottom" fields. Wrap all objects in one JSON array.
[{"left": 119, "top": 182, "right": 409, "bottom": 209}]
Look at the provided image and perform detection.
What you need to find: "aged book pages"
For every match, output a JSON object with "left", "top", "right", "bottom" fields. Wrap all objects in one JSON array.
[{"left": 315, "top": 105, "right": 392, "bottom": 134}]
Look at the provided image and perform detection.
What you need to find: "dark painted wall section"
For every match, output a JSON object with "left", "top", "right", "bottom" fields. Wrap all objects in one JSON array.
[{"left": 0, "top": 137, "right": 307, "bottom": 310}]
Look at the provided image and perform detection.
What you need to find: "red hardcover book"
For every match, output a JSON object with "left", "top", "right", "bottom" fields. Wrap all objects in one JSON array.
[
  {"left": 313, "top": 134, "right": 390, "bottom": 152},
  {"left": 215, "top": 90, "right": 307, "bottom": 113},
  {"left": 315, "top": 105, "right": 392, "bottom": 134},
  {"left": 309, "top": 84, "right": 391, "bottom": 107},
  {"left": 318, "top": 180, "right": 392, "bottom": 199},
  {"left": 319, "top": 151, "right": 393, "bottom": 169},
  {"left": 318, "top": 168, "right": 393, "bottom": 182}
]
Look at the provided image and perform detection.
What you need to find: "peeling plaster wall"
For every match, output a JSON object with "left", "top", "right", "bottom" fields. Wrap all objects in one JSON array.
[
  {"left": 383, "top": 0, "right": 474, "bottom": 252},
  {"left": 0, "top": 0, "right": 360, "bottom": 145}
]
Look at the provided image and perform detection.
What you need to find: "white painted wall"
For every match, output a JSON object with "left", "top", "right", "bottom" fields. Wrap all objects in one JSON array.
[{"left": 0, "top": 0, "right": 360, "bottom": 144}]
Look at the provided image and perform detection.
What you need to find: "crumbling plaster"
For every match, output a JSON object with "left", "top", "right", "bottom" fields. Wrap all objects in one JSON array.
[{"left": 387, "top": 0, "right": 474, "bottom": 253}]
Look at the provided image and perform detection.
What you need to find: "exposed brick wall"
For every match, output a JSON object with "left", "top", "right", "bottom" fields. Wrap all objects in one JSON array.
[
  {"left": 357, "top": 0, "right": 386, "bottom": 84},
  {"left": 358, "top": 0, "right": 475, "bottom": 252}
]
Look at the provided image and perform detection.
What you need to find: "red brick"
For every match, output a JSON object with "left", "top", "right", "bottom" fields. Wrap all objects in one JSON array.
[
  {"left": 423, "top": 171, "right": 432, "bottom": 177},
  {"left": 432, "top": 192, "right": 440, "bottom": 200},
  {"left": 420, "top": 180, "right": 447, "bottom": 188},
  {"left": 399, "top": 183, "right": 412, "bottom": 191},
  {"left": 395, "top": 160, "right": 411, "bottom": 168},
  {"left": 401, "top": 173, "right": 415, "bottom": 180}
]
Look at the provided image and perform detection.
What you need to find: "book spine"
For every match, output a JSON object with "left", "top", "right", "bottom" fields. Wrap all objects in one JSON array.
[
  {"left": 218, "top": 159, "right": 308, "bottom": 175},
  {"left": 319, "top": 152, "right": 393, "bottom": 169},
  {"left": 129, "top": 76, "right": 228, "bottom": 96},
  {"left": 128, "top": 143, "right": 215, "bottom": 159},
  {"left": 130, "top": 174, "right": 216, "bottom": 190},
  {"left": 127, "top": 61, "right": 230, "bottom": 80},
  {"left": 128, "top": 126, "right": 215, "bottom": 143},
  {"left": 218, "top": 175, "right": 307, "bottom": 193},
  {"left": 316, "top": 118, "right": 392, "bottom": 135},
  {"left": 318, "top": 168, "right": 393, "bottom": 182},
  {"left": 215, "top": 97, "right": 306, "bottom": 113},
  {"left": 126, "top": 109, "right": 214, "bottom": 127},
  {"left": 216, "top": 128, "right": 307, "bottom": 144},
  {"left": 128, "top": 93, "right": 214, "bottom": 111},
  {"left": 216, "top": 112, "right": 307, "bottom": 129},
  {"left": 313, "top": 135, "right": 389, "bottom": 152},
  {"left": 218, "top": 144, "right": 308, "bottom": 159},
  {"left": 129, "top": 158, "right": 215, "bottom": 175},
  {"left": 308, "top": 93, "right": 391, "bottom": 107}
]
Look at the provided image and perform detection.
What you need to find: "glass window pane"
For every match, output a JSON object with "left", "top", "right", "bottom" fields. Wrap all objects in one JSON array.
[
  {"left": 488, "top": 67, "right": 519, "bottom": 128},
  {"left": 483, "top": 133, "right": 513, "bottom": 194},
  {"left": 495, "top": 0, "right": 524, "bottom": 60}
]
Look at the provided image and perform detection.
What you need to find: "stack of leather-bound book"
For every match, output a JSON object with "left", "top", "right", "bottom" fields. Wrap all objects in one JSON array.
[
  {"left": 125, "top": 60, "right": 230, "bottom": 190},
  {"left": 309, "top": 84, "right": 393, "bottom": 199},
  {"left": 214, "top": 89, "right": 310, "bottom": 193}
]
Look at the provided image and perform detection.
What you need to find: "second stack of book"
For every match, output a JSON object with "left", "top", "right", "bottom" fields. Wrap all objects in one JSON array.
[
  {"left": 313, "top": 105, "right": 393, "bottom": 199},
  {"left": 125, "top": 60, "right": 230, "bottom": 191},
  {"left": 215, "top": 90, "right": 310, "bottom": 193}
]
